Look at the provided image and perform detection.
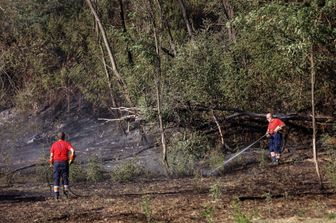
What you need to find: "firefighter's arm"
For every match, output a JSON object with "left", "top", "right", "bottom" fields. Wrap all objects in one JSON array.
[
  {"left": 274, "top": 122, "right": 285, "bottom": 133},
  {"left": 49, "top": 152, "right": 54, "bottom": 167},
  {"left": 69, "top": 148, "right": 75, "bottom": 165},
  {"left": 266, "top": 128, "right": 271, "bottom": 137}
]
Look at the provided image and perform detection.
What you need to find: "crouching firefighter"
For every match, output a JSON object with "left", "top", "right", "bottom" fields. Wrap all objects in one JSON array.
[{"left": 49, "top": 132, "right": 75, "bottom": 200}]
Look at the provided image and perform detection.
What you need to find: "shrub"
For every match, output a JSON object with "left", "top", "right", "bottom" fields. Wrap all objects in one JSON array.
[
  {"left": 231, "top": 198, "right": 252, "bottom": 223},
  {"left": 322, "top": 134, "right": 336, "bottom": 188},
  {"left": 86, "top": 155, "right": 104, "bottom": 182},
  {"left": 34, "top": 164, "right": 51, "bottom": 183},
  {"left": 201, "top": 205, "right": 214, "bottom": 223},
  {"left": 70, "top": 163, "right": 87, "bottom": 183},
  {"left": 141, "top": 195, "right": 152, "bottom": 223},
  {"left": 208, "top": 149, "right": 225, "bottom": 170},
  {"left": 167, "top": 131, "right": 210, "bottom": 176},
  {"left": 209, "top": 182, "right": 222, "bottom": 201},
  {"left": 110, "top": 160, "right": 144, "bottom": 183}
]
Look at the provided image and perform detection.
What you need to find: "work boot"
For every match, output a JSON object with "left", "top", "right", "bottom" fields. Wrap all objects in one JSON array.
[
  {"left": 63, "top": 185, "right": 69, "bottom": 199},
  {"left": 270, "top": 157, "right": 279, "bottom": 165},
  {"left": 54, "top": 192, "right": 60, "bottom": 200},
  {"left": 63, "top": 190, "right": 69, "bottom": 199}
]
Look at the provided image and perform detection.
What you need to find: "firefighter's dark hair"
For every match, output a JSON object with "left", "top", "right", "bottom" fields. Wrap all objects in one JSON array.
[{"left": 57, "top": 132, "right": 65, "bottom": 140}]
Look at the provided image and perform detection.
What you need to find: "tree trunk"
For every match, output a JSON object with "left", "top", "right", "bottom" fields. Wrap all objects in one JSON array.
[
  {"left": 221, "top": 0, "right": 236, "bottom": 42},
  {"left": 118, "top": 0, "right": 134, "bottom": 65},
  {"left": 178, "top": 0, "right": 193, "bottom": 39},
  {"left": 100, "top": 44, "right": 117, "bottom": 107},
  {"left": 85, "top": 0, "right": 132, "bottom": 106},
  {"left": 309, "top": 46, "right": 323, "bottom": 187},
  {"left": 147, "top": 0, "right": 168, "bottom": 168},
  {"left": 156, "top": 0, "right": 177, "bottom": 56},
  {"left": 92, "top": 1, "right": 117, "bottom": 108}
]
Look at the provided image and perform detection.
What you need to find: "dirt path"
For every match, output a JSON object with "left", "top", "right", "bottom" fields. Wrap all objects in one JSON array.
[{"left": 1, "top": 157, "right": 336, "bottom": 222}]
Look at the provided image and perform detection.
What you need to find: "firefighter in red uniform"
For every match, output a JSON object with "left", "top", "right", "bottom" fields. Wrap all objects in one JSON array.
[
  {"left": 49, "top": 132, "right": 75, "bottom": 199},
  {"left": 266, "top": 113, "right": 285, "bottom": 165}
]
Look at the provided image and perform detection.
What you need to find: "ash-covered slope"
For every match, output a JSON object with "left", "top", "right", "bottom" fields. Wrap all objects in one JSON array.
[{"left": 0, "top": 104, "right": 165, "bottom": 175}]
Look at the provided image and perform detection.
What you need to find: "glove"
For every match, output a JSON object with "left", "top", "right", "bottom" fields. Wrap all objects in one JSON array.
[
  {"left": 69, "top": 153, "right": 75, "bottom": 165},
  {"left": 48, "top": 159, "right": 53, "bottom": 168}
]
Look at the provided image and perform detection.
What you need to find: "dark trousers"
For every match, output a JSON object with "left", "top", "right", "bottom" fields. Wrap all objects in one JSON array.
[
  {"left": 269, "top": 132, "right": 282, "bottom": 153},
  {"left": 53, "top": 161, "right": 69, "bottom": 186}
]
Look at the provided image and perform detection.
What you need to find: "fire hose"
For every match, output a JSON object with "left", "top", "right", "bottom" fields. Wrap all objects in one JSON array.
[{"left": 209, "top": 134, "right": 267, "bottom": 175}]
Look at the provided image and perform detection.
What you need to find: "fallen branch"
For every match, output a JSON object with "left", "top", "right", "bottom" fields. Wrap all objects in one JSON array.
[
  {"left": 109, "top": 107, "right": 138, "bottom": 113},
  {"left": 238, "top": 190, "right": 334, "bottom": 201},
  {"left": 1, "top": 162, "right": 47, "bottom": 184},
  {"left": 225, "top": 112, "right": 334, "bottom": 122},
  {"left": 98, "top": 115, "right": 138, "bottom": 122}
]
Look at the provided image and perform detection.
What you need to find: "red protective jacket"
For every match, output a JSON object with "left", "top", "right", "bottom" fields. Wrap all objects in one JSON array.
[
  {"left": 267, "top": 118, "right": 285, "bottom": 135},
  {"left": 50, "top": 140, "right": 74, "bottom": 161}
]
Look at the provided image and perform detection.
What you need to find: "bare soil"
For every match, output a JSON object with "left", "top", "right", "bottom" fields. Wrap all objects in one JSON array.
[{"left": 1, "top": 150, "right": 336, "bottom": 223}]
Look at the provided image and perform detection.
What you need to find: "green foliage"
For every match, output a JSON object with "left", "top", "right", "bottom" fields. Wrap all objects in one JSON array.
[
  {"left": 167, "top": 131, "right": 210, "bottom": 176},
  {"left": 207, "top": 149, "right": 225, "bottom": 170},
  {"left": 328, "top": 212, "right": 336, "bottom": 220},
  {"left": 201, "top": 205, "right": 214, "bottom": 223},
  {"left": 166, "top": 32, "right": 223, "bottom": 105},
  {"left": 321, "top": 134, "right": 336, "bottom": 150},
  {"left": 0, "top": 0, "right": 335, "bottom": 132},
  {"left": 323, "top": 134, "right": 336, "bottom": 188},
  {"left": 231, "top": 198, "right": 252, "bottom": 223},
  {"left": 110, "top": 160, "right": 144, "bottom": 183},
  {"left": 69, "top": 163, "right": 87, "bottom": 183},
  {"left": 137, "top": 96, "right": 157, "bottom": 122},
  {"left": 86, "top": 155, "right": 104, "bottom": 182},
  {"left": 141, "top": 195, "right": 152, "bottom": 223},
  {"left": 209, "top": 182, "right": 221, "bottom": 201}
]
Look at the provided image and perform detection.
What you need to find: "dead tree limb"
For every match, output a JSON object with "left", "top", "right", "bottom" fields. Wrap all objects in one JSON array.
[
  {"left": 109, "top": 107, "right": 138, "bottom": 113},
  {"left": 98, "top": 115, "right": 138, "bottom": 122},
  {"left": 223, "top": 111, "right": 334, "bottom": 123},
  {"left": 212, "top": 110, "right": 224, "bottom": 145}
]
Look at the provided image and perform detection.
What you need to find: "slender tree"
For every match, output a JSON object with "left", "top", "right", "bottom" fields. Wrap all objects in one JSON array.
[
  {"left": 85, "top": 0, "right": 132, "bottom": 106},
  {"left": 119, "top": 0, "right": 134, "bottom": 65},
  {"left": 156, "top": 0, "right": 177, "bottom": 56},
  {"left": 309, "top": 45, "right": 322, "bottom": 186},
  {"left": 178, "top": 0, "right": 193, "bottom": 38},
  {"left": 221, "top": 0, "right": 236, "bottom": 42},
  {"left": 147, "top": 0, "right": 168, "bottom": 168}
]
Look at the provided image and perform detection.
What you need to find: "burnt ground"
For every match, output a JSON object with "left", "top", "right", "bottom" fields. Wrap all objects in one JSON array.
[{"left": 1, "top": 148, "right": 336, "bottom": 223}]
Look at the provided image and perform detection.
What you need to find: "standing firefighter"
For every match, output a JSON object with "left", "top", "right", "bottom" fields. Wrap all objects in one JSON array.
[
  {"left": 49, "top": 132, "right": 75, "bottom": 199},
  {"left": 266, "top": 113, "right": 285, "bottom": 165}
]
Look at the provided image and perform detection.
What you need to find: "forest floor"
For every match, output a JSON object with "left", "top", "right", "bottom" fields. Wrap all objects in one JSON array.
[{"left": 1, "top": 148, "right": 336, "bottom": 223}]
